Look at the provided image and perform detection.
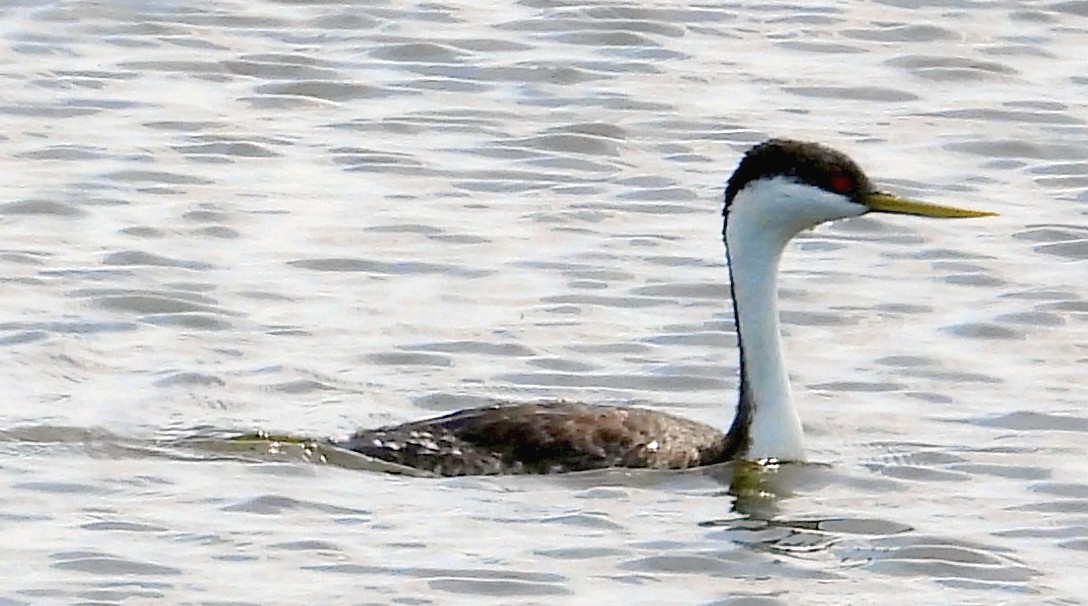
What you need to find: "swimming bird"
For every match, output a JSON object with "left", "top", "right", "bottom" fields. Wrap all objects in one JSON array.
[{"left": 340, "top": 139, "right": 994, "bottom": 476}]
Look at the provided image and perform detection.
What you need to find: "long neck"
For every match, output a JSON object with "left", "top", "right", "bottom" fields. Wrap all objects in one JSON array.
[{"left": 721, "top": 211, "right": 806, "bottom": 462}]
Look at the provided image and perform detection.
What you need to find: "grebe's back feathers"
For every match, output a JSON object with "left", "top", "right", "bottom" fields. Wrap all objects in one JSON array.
[{"left": 342, "top": 402, "right": 733, "bottom": 476}]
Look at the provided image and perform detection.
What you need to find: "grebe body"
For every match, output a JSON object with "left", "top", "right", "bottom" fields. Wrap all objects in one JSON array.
[{"left": 339, "top": 139, "right": 994, "bottom": 476}]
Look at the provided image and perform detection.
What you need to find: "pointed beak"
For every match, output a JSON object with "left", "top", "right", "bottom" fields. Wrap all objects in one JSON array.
[{"left": 863, "top": 192, "right": 997, "bottom": 219}]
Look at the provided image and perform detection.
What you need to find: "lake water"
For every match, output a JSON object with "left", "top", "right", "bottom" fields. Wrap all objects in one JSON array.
[{"left": 1, "top": 0, "right": 1086, "bottom": 603}]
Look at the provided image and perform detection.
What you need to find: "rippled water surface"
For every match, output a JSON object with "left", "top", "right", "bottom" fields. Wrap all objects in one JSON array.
[{"left": 2, "top": 0, "right": 1087, "bottom": 603}]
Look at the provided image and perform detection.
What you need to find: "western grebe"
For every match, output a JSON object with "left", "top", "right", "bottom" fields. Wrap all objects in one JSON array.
[{"left": 339, "top": 139, "right": 995, "bottom": 476}]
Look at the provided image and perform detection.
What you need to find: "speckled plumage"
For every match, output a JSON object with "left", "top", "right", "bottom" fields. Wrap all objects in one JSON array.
[{"left": 341, "top": 402, "right": 742, "bottom": 476}]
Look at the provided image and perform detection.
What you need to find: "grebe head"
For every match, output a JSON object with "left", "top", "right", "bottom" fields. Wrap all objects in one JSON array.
[
  {"left": 724, "top": 139, "right": 995, "bottom": 241},
  {"left": 719, "top": 139, "right": 995, "bottom": 462}
]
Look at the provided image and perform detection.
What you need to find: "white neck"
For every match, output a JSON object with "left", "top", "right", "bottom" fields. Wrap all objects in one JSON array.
[{"left": 723, "top": 176, "right": 866, "bottom": 461}]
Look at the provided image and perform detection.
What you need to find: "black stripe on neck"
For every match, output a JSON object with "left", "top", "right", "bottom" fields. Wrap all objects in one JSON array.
[{"left": 720, "top": 232, "right": 751, "bottom": 461}]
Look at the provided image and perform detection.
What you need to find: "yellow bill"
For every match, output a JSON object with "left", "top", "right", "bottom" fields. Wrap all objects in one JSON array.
[{"left": 864, "top": 192, "right": 997, "bottom": 218}]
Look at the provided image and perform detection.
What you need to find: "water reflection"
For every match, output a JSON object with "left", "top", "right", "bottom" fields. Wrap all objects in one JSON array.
[{"left": 697, "top": 461, "right": 914, "bottom": 557}]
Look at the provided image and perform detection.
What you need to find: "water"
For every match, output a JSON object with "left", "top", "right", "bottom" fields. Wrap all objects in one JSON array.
[{"left": 1, "top": 0, "right": 1086, "bottom": 603}]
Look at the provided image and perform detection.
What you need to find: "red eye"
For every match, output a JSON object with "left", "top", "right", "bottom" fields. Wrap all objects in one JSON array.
[{"left": 830, "top": 175, "right": 853, "bottom": 194}]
